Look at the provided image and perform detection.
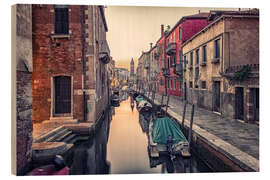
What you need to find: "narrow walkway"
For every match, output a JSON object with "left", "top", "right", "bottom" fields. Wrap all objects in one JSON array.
[{"left": 147, "top": 93, "right": 259, "bottom": 160}]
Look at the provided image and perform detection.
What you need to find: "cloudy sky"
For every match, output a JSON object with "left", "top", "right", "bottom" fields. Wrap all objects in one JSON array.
[{"left": 104, "top": 6, "right": 238, "bottom": 70}]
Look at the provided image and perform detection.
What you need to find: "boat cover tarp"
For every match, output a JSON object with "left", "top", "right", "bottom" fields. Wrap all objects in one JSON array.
[
  {"left": 138, "top": 100, "right": 152, "bottom": 109},
  {"left": 136, "top": 97, "right": 144, "bottom": 103},
  {"left": 152, "top": 117, "right": 187, "bottom": 144}
]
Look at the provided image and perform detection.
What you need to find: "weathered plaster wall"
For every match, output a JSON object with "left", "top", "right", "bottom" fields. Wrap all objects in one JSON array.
[
  {"left": 182, "top": 15, "right": 259, "bottom": 120},
  {"left": 15, "top": 4, "right": 33, "bottom": 175}
]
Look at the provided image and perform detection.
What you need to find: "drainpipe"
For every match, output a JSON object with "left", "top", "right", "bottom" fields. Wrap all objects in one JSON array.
[{"left": 81, "top": 5, "right": 87, "bottom": 121}]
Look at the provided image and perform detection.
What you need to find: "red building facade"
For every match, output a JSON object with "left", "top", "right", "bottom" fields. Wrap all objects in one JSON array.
[{"left": 157, "top": 13, "right": 210, "bottom": 98}]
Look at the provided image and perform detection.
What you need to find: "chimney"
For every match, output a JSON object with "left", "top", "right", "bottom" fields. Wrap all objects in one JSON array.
[
  {"left": 150, "top": 43, "right": 153, "bottom": 49},
  {"left": 161, "top": 24, "right": 164, "bottom": 37}
]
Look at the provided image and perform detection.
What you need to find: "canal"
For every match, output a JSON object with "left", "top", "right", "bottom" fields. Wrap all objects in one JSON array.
[{"left": 68, "top": 95, "right": 212, "bottom": 174}]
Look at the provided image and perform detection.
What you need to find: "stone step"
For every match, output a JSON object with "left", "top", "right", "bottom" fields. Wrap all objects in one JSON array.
[
  {"left": 54, "top": 130, "right": 73, "bottom": 142},
  {"left": 47, "top": 128, "right": 70, "bottom": 142},
  {"left": 62, "top": 134, "right": 77, "bottom": 143},
  {"left": 34, "top": 126, "right": 65, "bottom": 143},
  {"left": 43, "top": 119, "right": 78, "bottom": 124}
]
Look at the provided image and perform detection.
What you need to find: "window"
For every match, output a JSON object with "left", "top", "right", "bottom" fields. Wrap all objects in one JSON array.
[
  {"left": 184, "top": 55, "right": 187, "bottom": 69},
  {"left": 174, "top": 79, "right": 177, "bottom": 90},
  {"left": 202, "top": 45, "right": 207, "bottom": 62},
  {"left": 189, "top": 81, "right": 193, "bottom": 88},
  {"left": 214, "top": 39, "right": 220, "bottom": 59},
  {"left": 179, "top": 50, "right": 182, "bottom": 66},
  {"left": 196, "top": 49, "right": 199, "bottom": 65},
  {"left": 201, "top": 81, "right": 206, "bottom": 89},
  {"left": 179, "top": 27, "right": 182, "bottom": 41},
  {"left": 172, "top": 55, "right": 176, "bottom": 66},
  {"left": 160, "top": 79, "right": 163, "bottom": 86},
  {"left": 195, "top": 67, "right": 199, "bottom": 81},
  {"left": 190, "top": 51, "right": 193, "bottom": 67},
  {"left": 54, "top": 5, "right": 69, "bottom": 35}
]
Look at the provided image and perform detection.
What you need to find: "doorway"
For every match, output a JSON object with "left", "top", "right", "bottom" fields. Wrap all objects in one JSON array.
[
  {"left": 251, "top": 88, "right": 259, "bottom": 122},
  {"left": 54, "top": 76, "right": 72, "bottom": 115},
  {"left": 235, "top": 87, "right": 244, "bottom": 120},
  {"left": 213, "top": 81, "right": 220, "bottom": 112}
]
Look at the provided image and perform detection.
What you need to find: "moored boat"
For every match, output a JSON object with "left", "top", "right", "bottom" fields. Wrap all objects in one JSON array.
[
  {"left": 137, "top": 100, "right": 153, "bottom": 113},
  {"left": 148, "top": 116, "right": 190, "bottom": 158},
  {"left": 27, "top": 155, "right": 69, "bottom": 175}
]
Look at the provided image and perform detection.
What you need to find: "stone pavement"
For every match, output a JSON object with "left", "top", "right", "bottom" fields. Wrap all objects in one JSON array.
[{"left": 144, "top": 92, "right": 259, "bottom": 160}]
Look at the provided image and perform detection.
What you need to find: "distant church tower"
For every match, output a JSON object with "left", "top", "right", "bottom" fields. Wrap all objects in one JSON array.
[
  {"left": 130, "top": 58, "right": 134, "bottom": 77},
  {"left": 130, "top": 58, "right": 135, "bottom": 85}
]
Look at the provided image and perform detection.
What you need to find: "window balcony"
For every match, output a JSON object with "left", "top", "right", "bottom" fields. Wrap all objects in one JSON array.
[
  {"left": 165, "top": 42, "right": 177, "bottom": 55},
  {"left": 162, "top": 68, "right": 170, "bottom": 77},
  {"left": 99, "top": 40, "right": 110, "bottom": 64},
  {"left": 174, "top": 64, "right": 183, "bottom": 76}
]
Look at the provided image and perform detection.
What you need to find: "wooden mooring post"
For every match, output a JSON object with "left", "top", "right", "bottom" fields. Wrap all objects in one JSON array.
[
  {"left": 165, "top": 95, "right": 170, "bottom": 113},
  {"left": 181, "top": 101, "right": 187, "bottom": 129},
  {"left": 188, "top": 104, "right": 195, "bottom": 152},
  {"left": 152, "top": 91, "right": 156, "bottom": 102},
  {"left": 161, "top": 94, "right": 164, "bottom": 105}
]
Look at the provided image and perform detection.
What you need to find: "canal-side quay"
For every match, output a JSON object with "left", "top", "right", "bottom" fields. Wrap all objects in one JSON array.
[{"left": 139, "top": 91, "right": 259, "bottom": 172}]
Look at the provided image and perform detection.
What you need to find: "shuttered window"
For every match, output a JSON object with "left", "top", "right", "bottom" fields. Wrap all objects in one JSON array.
[{"left": 54, "top": 6, "right": 69, "bottom": 35}]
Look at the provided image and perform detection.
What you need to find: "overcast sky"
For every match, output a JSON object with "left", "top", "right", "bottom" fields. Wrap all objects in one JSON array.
[{"left": 104, "top": 6, "right": 238, "bottom": 70}]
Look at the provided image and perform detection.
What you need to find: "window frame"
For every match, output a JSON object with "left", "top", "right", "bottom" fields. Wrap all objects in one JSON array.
[
  {"left": 202, "top": 45, "right": 207, "bottom": 62},
  {"left": 178, "top": 27, "right": 182, "bottom": 41},
  {"left": 196, "top": 48, "right": 199, "bottom": 65},
  {"left": 54, "top": 5, "right": 69, "bottom": 35},
  {"left": 214, "top": 38, "right": 221, "bottom": 59},
  {"left": 201, "top": 81, "right": 206, "bottom": 89},
  {"left": 190, "top": 51, "right": 193, "bottom": 67}
]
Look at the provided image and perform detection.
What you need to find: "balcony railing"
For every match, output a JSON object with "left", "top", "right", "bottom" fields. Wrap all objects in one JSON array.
[
  {"left": 99, "top": 40, "right": 110, "bottom": 64},
  {"left": 162, "top": 68, "right": 170, "bottom": 77},
  {"left": 166, "top": 42, "right": 177, "bottom": 55},
  {"left": 174, "top": 64, "right": 183, "bottom": 76}
]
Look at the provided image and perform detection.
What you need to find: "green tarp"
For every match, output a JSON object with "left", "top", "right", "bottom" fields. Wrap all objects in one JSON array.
[
  {"left": 137, "top": 97, "right": 143, "bottom": 103},
  {"left": 152, "top": 117, "right": 187, "bottom": 144}
]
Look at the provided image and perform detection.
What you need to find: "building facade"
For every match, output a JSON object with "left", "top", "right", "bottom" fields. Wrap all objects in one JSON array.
[
  {"left": 32, "top": 5, "right": 110, "bottom": 125},
  {"left": 115, "top": 67, "right": 129, "bottom": 85},
  {"left": 158, "top": 13, "right": 210, "bottom": 97},
  {"left": 182, "top": 9, "right": 259, "bottom": 122},
  {"left": 149, "top": 44, "right": 159, "bottom": 93}
]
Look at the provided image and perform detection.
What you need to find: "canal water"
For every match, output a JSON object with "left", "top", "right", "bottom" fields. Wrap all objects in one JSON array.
[{"left": 68, "top": 95, "right": 212, "bottom": 174}]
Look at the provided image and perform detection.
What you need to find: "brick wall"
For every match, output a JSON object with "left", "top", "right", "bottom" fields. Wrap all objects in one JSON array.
[{"left": 32, "top": 5, "right": 84, "bottom": 123}]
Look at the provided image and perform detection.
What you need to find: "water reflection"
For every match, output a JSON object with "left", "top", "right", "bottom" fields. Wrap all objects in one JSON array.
[
  {"left": 68, "top": 96, "right": 211, "bottom": 174},
  {"left": 68, "top": 108, "right": 112, "bottom": 175}
]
